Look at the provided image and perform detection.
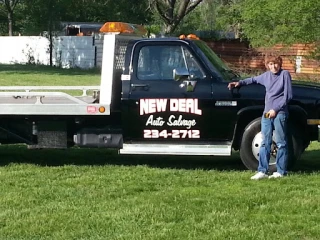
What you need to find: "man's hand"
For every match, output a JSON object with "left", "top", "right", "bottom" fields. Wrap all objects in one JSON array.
[
  {"left": 266, "top": 109, "right": 276, "bottom": 118},
  {"left": 228, "top": 82, "right": 240, "bottom": 90}
]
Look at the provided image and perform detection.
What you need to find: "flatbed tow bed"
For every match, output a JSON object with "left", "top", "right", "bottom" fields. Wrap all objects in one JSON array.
[{"left": 0, "top": 86, "right": 109, "bottom": 115}]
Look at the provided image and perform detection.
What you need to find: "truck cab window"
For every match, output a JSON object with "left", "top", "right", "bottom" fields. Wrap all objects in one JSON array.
[
  {"left": 183, "top": 48, "right": 206, "bottom": 80},
  {"left": 137, "top": 45, "right": 205, "bottom": 80}
]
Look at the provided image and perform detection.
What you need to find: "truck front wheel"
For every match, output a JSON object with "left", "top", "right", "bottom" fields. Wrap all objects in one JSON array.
[{"left": 239, "top": 118, "right": 302, "bottom": 172}]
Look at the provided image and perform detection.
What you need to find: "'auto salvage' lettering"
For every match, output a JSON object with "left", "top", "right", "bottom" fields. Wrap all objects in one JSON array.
[{"left": 145, "top": 115, "right": 196, "bottom": 129}]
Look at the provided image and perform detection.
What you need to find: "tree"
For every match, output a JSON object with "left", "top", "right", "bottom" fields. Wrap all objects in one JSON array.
[
  {"left": 215, "top": 0, "right": 243, "bottom": 38},
  {"left": 18, "top": 0, "right": 62, "bottom": 35},
  {"left": 0, "top": 0, "right": 21, "bottom": 35},
  {"left": 149, "top": 0, "right": 204, "bottom": 34},
  {"left": 216, "top": 0, "right": 320, "bottom": 47},
  {"left": 175, "top": 0, "right": 233, "bottom": 39},
  {"left": 16, "top": 0, "right": 152, "bottom": 36},
  {"left": 176, "top": 0, "right": 214, "bottom": 34},
  {"left": 60, "top": 0, "right": 151, "bottom": 24},
  {"left": 242, "top": 0, "right": 320, "bottom": 46}
]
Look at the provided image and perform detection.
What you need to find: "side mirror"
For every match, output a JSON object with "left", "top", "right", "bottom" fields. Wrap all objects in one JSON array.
[{"left": 173, "top": 68, "right": 190, "bottom": 81}]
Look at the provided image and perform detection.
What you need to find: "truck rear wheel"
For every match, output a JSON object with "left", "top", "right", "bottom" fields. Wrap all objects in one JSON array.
[{"left": 239, "top": 117, "right": 302, "bottom": 172}]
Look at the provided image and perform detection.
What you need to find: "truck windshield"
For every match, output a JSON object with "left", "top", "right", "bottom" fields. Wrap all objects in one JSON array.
[{"left": 193, "top": 40, "right": 239, "bottom": 81}]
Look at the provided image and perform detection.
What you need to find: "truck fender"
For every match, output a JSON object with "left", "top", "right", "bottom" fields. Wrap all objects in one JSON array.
[
  {"left": 288, "top": 105, "right": 308, "bottom": 125},
  {"left": 232, "top": 105, "right": 265, "bottom": 150}
]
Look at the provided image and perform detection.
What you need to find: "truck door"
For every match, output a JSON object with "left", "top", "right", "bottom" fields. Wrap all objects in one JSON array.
[{"left": 121, "top": 42, "right": 214, "bottom": 143}]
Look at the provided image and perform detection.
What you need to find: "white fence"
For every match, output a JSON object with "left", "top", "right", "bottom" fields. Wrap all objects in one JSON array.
[
  {"left": 0, "top": 37, "right": 50, "bottom": 65},
  {"left": 0, "top": 35, "right": 101, "bottom": 69}
]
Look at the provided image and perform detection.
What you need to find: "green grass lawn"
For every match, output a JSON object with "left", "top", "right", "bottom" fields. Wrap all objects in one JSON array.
[
  {"left": 0, "top": 142, "right": 320, "bottom": 240},
  {"left": 0, "top": 64, "right": 319, "bottom": 239},
  {"left": 0, "top": 64, "right": 100, "bottom": 86}
]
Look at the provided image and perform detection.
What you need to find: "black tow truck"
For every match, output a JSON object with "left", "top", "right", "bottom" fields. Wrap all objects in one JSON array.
[{"left": 0, "top": 27, "right": 319, "bottom": 171}]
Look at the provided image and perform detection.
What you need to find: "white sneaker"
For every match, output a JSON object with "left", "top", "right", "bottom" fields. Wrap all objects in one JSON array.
[
  {"left": 268, "top": 172, "right": 284, "bottom": 179},
  {"left": 250, "top": 172, "right": 268, "bottom": 180}
]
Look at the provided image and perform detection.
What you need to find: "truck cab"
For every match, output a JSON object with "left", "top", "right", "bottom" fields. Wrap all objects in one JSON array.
[{"left": 119, "top": 37, "right": 241, "bottom": 155}]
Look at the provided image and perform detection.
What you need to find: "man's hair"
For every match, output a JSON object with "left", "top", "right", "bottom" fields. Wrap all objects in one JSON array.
[{"left": 264, "top": 55, "right": 283, "bottom": 68}]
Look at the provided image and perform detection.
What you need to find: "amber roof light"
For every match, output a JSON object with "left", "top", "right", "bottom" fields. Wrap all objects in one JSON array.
[
  {"left": 99, "top": 22, "right": 147, "bottom": 36},
  {"left": 179, "top": 34, "right": 200, "bottom": 40}
]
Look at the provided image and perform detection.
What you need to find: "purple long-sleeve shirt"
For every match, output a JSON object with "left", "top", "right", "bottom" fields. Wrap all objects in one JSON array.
[{"left": 239, "top": 69, "right": 293, "bottom": 114}]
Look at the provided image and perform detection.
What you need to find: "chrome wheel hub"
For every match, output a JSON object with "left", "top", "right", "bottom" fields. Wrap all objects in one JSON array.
[{"left": 252, "top": 131, "right": 277, "bottom": 165}]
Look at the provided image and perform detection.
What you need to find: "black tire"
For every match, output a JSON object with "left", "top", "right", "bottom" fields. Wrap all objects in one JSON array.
[{"left": 239, "top": 117, "right": 303, "bottom": 172}]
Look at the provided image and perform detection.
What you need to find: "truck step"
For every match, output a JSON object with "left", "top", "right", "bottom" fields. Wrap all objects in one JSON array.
[{"left": 120, "top": 143, "right": 231, "bottom": 156}]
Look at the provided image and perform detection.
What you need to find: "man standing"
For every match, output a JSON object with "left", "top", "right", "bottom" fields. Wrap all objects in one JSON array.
[{"left": 228, "top": 55, "right": 293, "bottom": 180}]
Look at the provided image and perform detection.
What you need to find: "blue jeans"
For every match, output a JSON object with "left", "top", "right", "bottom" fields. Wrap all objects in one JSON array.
[{"left": 258, "top": 113, "right": 288, "bottom": 175}]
